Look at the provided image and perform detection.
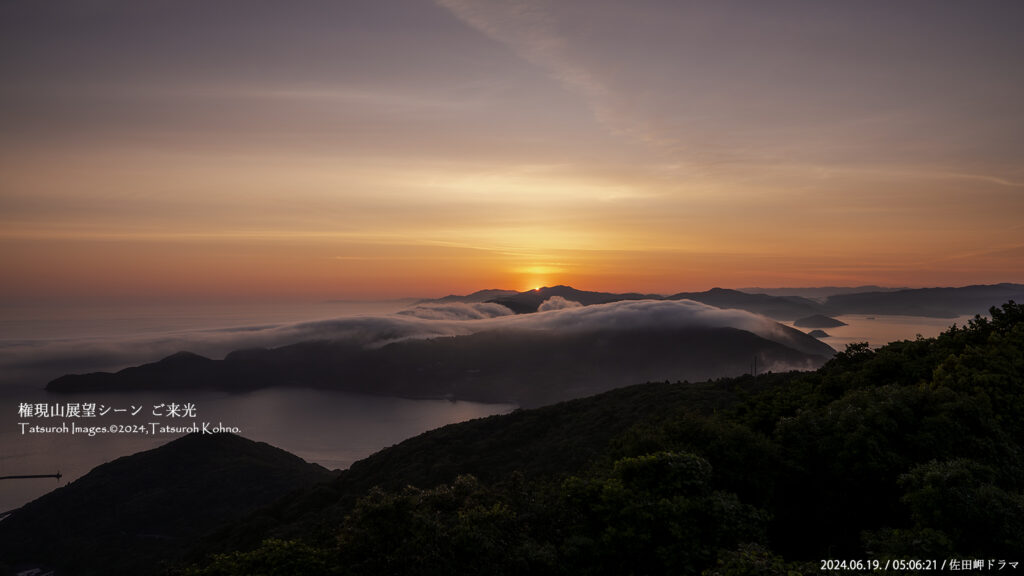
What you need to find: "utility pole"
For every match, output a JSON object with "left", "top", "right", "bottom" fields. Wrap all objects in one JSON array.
[{"left": 0, "top": 472, "right": 62, "bottom": 481}]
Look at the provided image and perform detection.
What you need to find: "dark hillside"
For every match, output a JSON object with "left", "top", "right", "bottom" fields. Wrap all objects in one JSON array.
[
  {"left": 668, "top": 288, "right": 822, "bottom": 320},
  {"left": 823, "top": 283, "right": 1024, "bottom": 317},
  {"left": 0, "top": 434, "right": 337, "bottom": 576},
  {"left": 186, "top": 371, "right": 800, "bottom": 569},
  {"left": 184, "top": 302, "right": 1024, "bottom": 575}
]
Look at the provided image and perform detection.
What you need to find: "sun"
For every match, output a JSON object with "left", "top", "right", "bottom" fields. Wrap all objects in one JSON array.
[
  {"left": 513, "top": 264, "right": 564, "bottom": 292},
  {"left": 521, "top": 279, "right": 546, "bottom": 292}
]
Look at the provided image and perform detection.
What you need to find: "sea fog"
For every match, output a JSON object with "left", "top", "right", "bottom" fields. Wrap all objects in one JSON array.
[
  {"left": 0, "top": 300, "right": 417, "bottom": 387},
  {"left": 0, "top": 298, "right": 977, "bottom": 513},
  {"left": 1, "top": 297, "right": 820, "bottom": 391}
]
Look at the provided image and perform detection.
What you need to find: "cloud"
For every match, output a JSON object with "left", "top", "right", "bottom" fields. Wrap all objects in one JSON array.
[
  {"left": 396, "top": 301, "right": 515, "bottom": 320},
  {"left": 0, "top": 299, "right": 830, "bottom": 388},
  {"left": 538, "top": 296, "right": 583, "bottom": 311},
  {"left": 434, "top": 0, "right": 663, "bottom": 147},
  {"left": 500, "top": 299, "right": 769, "bottom": 336}
]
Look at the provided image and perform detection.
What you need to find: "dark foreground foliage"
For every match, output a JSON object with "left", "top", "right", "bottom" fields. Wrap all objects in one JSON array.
[
  {"left": 6, "top": 303, "right": 1022, "bottom": 576},
  {"left": 177, "top": 301, "right": 1023, "bottom": 576},
  {"left": 0, "top": 434, "right": 337, "bottom": 576}
]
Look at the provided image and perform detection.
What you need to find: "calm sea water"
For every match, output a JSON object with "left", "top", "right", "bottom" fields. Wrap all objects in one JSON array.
[
  {"left": 0, "top": 386, "right": 514, "bottom": 513},
  {"left": 0, "top": 300, "right": 976, "bottom": 513},
  {"left": 0, "top": 300, "right": 515, "bottom": 513},
  {"left": 784, "top": 314, "right": 978, "bottom": 350}
]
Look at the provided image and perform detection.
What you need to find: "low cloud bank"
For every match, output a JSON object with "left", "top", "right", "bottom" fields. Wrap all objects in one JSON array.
[
  {"left": 538, "top": 296, "right": 583, "bottom": 311},
  {"left": 1, "top": 299, "right": 831, "bottom": 387}
]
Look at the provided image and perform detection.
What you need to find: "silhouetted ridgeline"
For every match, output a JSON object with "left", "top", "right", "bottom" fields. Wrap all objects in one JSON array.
[
  {"left": 669, "top": 288, "right": 821, "bottom": 320},
  {"left": 485, "top": 285, "right": 662, "bottom": 314},
  {"left": 421, "top": 288, "right": 520, "bottom": 304},
  {"left": 5, "top": 301, "right": 1022, "bottom": 575},
  {"left": 0, "top": 433, "right": 336, "bottom": 576},
  {"left": 738, "top": 285, "right": 902, "bottom": 299},
  {"left": 485, "top": 283, "right": 1024, "bottom": 319},
  {"left": 820, "top": 283, "right": 1024, "bottom": 317}
]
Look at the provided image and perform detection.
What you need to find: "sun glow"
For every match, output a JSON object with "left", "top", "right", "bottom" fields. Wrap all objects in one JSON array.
[
  {"left": 521, "top": 278, "right": 548, "bottom": 292},
  {"left": 513, "top": 264, "right": 566, "bottom": 292}
]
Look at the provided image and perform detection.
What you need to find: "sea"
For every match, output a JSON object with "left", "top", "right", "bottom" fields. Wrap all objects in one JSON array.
[
  {"left": 782, "top": 313, "right": 978, "bottom": 351},
  {"left": 0, "top": 300, "right": 977, "bottom": 513},
  {"left": 0, "top": 300, "right": 517, "bottom": 513}
]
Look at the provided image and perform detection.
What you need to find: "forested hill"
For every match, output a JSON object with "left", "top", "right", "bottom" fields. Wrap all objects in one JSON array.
[
  {"left": 184, "top": 302, "right": 1024, "bottom": 575},
  {"left": 0, "top": 434, "right": 337, "bottom": 575},
  {"left": 4, "top": 302, "right": 1022, "bottom": 575}
]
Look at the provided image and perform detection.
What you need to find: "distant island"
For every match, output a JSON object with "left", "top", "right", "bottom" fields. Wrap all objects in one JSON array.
[{"left": 794, "top": 314, "right": 847, "bottom": 328}]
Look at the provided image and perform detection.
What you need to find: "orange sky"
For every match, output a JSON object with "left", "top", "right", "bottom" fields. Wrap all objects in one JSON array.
[{"left": 2, "top": 1, "right": 1023, "bottom": 303}]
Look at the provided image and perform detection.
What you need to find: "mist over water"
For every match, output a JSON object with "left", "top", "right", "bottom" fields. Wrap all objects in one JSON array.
[
  {"left": 1, "top": 300, "right": 514, "bottom": 512},
  {"left": 0, "top": 300, "right": 414, "bottom": 388},
  {"left": 0, "top": 298, "right": 970, "bottom": 513},
  {"left": 1, "top": 297, "right": 833, "bottom": 389}
]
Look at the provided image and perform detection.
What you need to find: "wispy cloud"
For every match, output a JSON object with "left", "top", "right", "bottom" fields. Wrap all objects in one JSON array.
[
  {"left": 435, "top": 0, "right": 673, "bottom": 149},
  {"left": 938, "top": 172, "right": 1024, "bottom": 189}
]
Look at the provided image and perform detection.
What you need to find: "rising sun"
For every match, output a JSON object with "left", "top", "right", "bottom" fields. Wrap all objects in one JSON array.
[{"left": 514, "top": 265, "right": 563, "bottom": 292}]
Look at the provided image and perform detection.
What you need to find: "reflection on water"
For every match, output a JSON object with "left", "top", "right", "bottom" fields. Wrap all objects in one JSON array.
[
  {"left": 0, "top": 387, "right": 514, "bottom": 513},
  {"left": 787, "top": 314, "right": 979, "bottom": 350}
]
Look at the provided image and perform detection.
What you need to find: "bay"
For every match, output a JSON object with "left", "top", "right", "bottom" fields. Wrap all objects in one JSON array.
[
  {"left": 0, "top": 386, "right": 514, "bottom": 514},
  {"left": 785, "top": 314, "right": 978, "bottom": 350}
]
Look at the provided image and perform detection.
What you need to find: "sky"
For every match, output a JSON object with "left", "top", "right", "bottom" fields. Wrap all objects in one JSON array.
[{"left": 2, "top": 0, "right": 1023, "bottom": 303}]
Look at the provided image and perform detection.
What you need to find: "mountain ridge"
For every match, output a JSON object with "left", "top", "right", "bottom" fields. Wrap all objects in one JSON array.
[{"left": 474, "top": 283, "right": 1022, "bottom": 319}]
